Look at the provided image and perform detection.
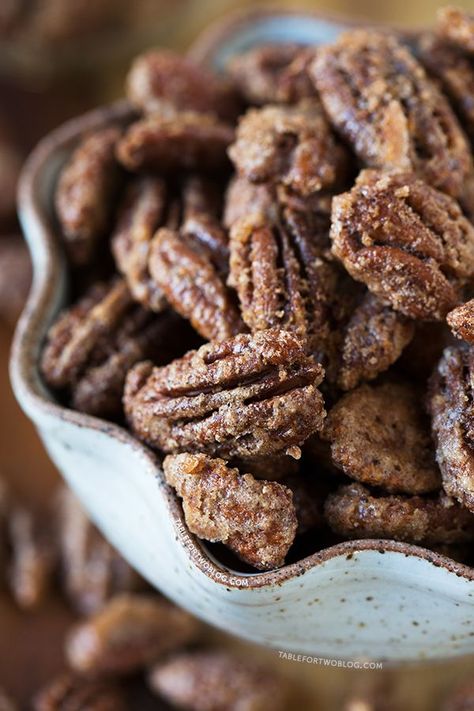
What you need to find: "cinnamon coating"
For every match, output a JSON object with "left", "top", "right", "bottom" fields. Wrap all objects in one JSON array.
[
  {"left": 428, "top": 344, "right": 474, "bottom": 513},
  {"left": 437, "top": 6, "right": 474, "bottom": 54},
  {"left": 322, "top": 382, "right": 441, "bottom": 494},
  {"left": 310, "top": 30, "right": 472, "bottom": 198},
  {"left": 124, "top": 328, "right": 326, "bottom": 460},
  {"left": 447, "top": 299, "right": 474, "bottom": 343},
  {"left": 330, "top": 170, "right": 474, "bottom": 320},
  {"left": 325, "top": 483, "right": 474, "bottom": 544},
  {"left": 55, "top": 127, "right": 122, "bottom": 266},
  {"left": 228, "top": 101, "right": 348, "bottom": 196},
  {"left": 163, "top": 453, "right": 297, "bottom": 569}
]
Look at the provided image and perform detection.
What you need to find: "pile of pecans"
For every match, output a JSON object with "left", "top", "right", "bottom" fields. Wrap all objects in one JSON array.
[{"left": 41, "top": 6, "right": 474, "bottom": 573}]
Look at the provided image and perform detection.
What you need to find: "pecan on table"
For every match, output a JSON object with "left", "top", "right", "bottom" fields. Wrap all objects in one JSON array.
[
  {"left": 322, "top": 381, "right": 441, "bottom": 495},
  {"left": 330, "top": 170, "right": 474, "bottom": 320},
  {"left": 447, "top": 299, "right": 474, "bottom": 343},
  {"left": 127, "top": 49, "right": 240, "bottom": 122},
  {"left": 228, "top": 100, "right": 349, "bottom": 197},
  {"left": 163, "top": 453, "right": 297, "bottom": 570},
  {"left": 124, "top": 329, "right": 326, "bottom": 460},
  {"left": 437, "top": 6, "right": 474, "bottom": 55},
  {"left": 66, "top": 593, "right": 200, "bottom": 675},
  {"left": 325, "top": 483, "right": 474, "bottom": 545},
  {"left": 149, "top": 650, "right": 290, "bottom": 711},
  {"left": 428, "top": 344, "right": 474, "bottom": 513},
  {"left": 55, "top": 126, "right": 122, "bottom": 266},
  {"left": 310, "top": 31, "right": 472, "bottom": 198},
  {"left": 116, "top": 112, "right": 234, "bottom": 174},
  {"left": 33, "top": 673, "right": 126, "bottom": 711}
]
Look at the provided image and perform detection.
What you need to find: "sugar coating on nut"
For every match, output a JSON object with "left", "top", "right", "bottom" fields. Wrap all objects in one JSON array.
[
  {"left": 164, "top": 453, "right": 297, "bottom": 569},
  {"left": 322, "top": 381, "right": 441, "bottom": 494},
  {"left": 325, "top": 483, "right": 474, "bottom": 544},
  {"left": 447, "top": 299, "right": 474, "bottom": 343},
  {"left": 124, "top": 328, "right": 326, "bottom": 459},
  {"left": 437, "top": 6, "right": 474, "bottom": 54},
  {"left": 330, "top": 170, "right": 474, "bottom": 320}
]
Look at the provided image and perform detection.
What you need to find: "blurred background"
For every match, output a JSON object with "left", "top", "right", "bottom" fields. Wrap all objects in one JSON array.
[{"left": 0, "top": 0, "right": 473, "bottom": 709}]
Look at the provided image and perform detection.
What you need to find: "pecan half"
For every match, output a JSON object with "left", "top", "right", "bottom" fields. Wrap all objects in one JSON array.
[
  {"left": 331, "top": 170, "right": 474, "bottom": 320},
  {"left": 228, "top": 100, "right": 349, "bottom": 196},
  {"left": 164, "top": 453, "right": 297, "bottom": 570},
  {"left": 428, "top": 344, "right": 474, "bottom": 512},
  {"left": 223, "top": 176, "right": 276, "bottom": 229},
  {"left": 116, "top": 112, "right": 234, "bottom": 173},
  {"left": 149, "top": 650, "right": 290, "bottom": 711},
  {"left": 33, "top": 673, "right": 126, "bottom": 711},
  {"left": 124, "top": 329, "right": 326, "bottom": 459},
  {"left": 57, "top": 487, "right": 141, "bottom": 615},
  {"left": 310, "top": 31, "right": 472, "bottom": 197},
  {"left": 66, "top": 594, "right": 200, "bottom": 675},
  {"left": 447, "top": 299, "right": 474, "bottom": 343},
  {"left": 322, "top": 382, "right": 441, "bottom": 494},
  {"left": 127, "top": 49, "right": 240, "bottom": 121},
  {"left": 325, "top": 483, "right": 474, "bottom": 545},
  {"left": 437, "top": 6, "right": 474, "bottom": 54},
  {"left": 55, "top": 127, "right": 122, "bottom": 266}
]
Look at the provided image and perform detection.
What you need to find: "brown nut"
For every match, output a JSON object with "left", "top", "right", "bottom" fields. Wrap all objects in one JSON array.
[
  {"left": 116, "top": 112, "right": 234, "bottom": 174},
  {"left": 66, "top": 593, "right": 200, "bottom": 675},
  {"left": 33, "top": 673, "right": 126, "bottom": 711},
  {"left": 55, "top": 127, "right": 122, "bottom": 266},
  {"left": 164, "top": 453, "right": 297, "bottom": 570},
  {"left": 447, "top": 299, "right": 474, "bottom": 343},
  {"left": 330, "top": 170, "right": 474, "bottom": 320},
  {"left": 321, "top": 382, "right": 441, "bottom": 494},
  {"left": 223, "top": 176, "right": 276, "bottom": 229},
  {"left": 324, "top": 483, "right": 474, "bottom": 545},
  {"left": 57, "top": 487, "right": 142, "bottom": 615},
  {"left": 126, "top": 49, "right": 240, "bottom": 121},
  {"left": 0, "top": 235, "right": 32, "bottom": 326},
  {"left": 310, "top": 30, "right": 472, "bottom": 198},
  {"left": 228, "top": 101, "right": 349, "bottom": 197},
  {"left": 149, "top": 650, "right": 290, "bottom": 711},
  {"left": 124, "top": 328, "right": 326, "bottom": 460},
  {"left": 428, "top": 344, "right": 474, "bottom": 513},
  {"left": 148, "top": 227, "right": 243, "bottom": 342},
  {"left": 437, "top": 6, "right": 474, "bottom": 54}
]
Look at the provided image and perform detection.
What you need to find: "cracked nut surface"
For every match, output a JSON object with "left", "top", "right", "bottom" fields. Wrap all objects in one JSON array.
[
  {"left": 124, "top": 328, "right": 326, "bottom": 459},
  {"left": 149, "top": 650, "right": 290, "bottom": 711},
  {"left": 437, "top": 6, "right": 474, "bottom": 54},
  {"left": 228, "top": 101, "right": 348, "bottom": 196},
  {"left": 428, "top": 344, "right": 474, "bottom": 513},
  {"left": 325, "top": 483, "right": 474, "bottom": 544},
  {"left": 66, "top": 593, "right": 200, "bottom": 675},
  {"left": 322, "top": 382, "right": 441, "bottom": 494},
  {"left": 55, "top": 126, "right": 122, "bottom": 266},
  {"left": 164, "top": 453, "right": 297, "bottom": 570},
  {"left": 447, "top": 299, "right": 474, "bottom": 343},
  {"left": 33, "top": 673, "right": 125, "bottom": 711},
  {"left": 310, "top": 30, "right": 472, "bottom": 197},
  {"left": 330, "top": 170, "right": 474, "bottom": 320}
]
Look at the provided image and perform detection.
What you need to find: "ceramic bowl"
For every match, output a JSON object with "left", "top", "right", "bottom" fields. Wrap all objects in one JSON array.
[{"left": 11, "top": 9, "right": 474, "bottom": 663}]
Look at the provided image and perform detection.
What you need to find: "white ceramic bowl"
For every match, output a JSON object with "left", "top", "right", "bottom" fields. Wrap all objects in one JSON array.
[{"left": 11, "top": 9, "right": 474, "bottom": 663}]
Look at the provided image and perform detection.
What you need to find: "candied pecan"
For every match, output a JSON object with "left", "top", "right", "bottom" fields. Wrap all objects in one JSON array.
[
  {"left": 447, "top": 299, "right": 474, "bottom": 343},
  {"left": 325, "top": 483, "right": 474, "bottom": 544},
  {"left": 310, "top": 31, "right": 472, "bottom": 197},
  {"left": 223, "top": 177, "right": 276, "bottom": 229},
  {"left": 57, "top": 487, "right": 141, "bottom": 615},
  {"left": 163, "top": 453, "right": 297, "bottom": 569},
  {"left": 149, "top": 650, "right": 290, "bottom": 711},
  {"left": 33, "top": 672, "right": 126, "bottom": 711},
  {"left": 0, "top": 235, "right": 32, "bottom": 326},
  {"left": 322, "top": 382, "right": 441, "bottom": 494},
  {"left": 428, "top": 344, "right": 474, "bottom": 512},
  {"left": 66, "top": 593, "right": 200, "bottom": 675},
  {"left": 437, "top": 6, "right": 474, "bottom": 54},
  {"left": 124, "top": 329, "right": 326, "bottom": 459},
  {"left": 337, "top": 292, "right": 414, "bottom": 391},
  {"left": 7, "top": 506, "right": 55, "bottom": 610},
  {"left": 228, "top": 101, "right": 348, "bottom": 196},
  {"left": 277, "top": 48, "right": 320, "bottom": 104},
  {"left": 116, "top": 112, "right": 234, "bottom": 173},
  {"left": 127, "top": 49, "right": 239, "bottom": 121},
  {"left": 55, "top": 126, "right": 122, "bottom": 266},
  {"left": 331, "top": 170, "right": 474, "bottom": 320}
]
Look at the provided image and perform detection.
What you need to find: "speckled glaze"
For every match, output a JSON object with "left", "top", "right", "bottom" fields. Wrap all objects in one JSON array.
[{"left": 11, "top": 9, "right": 474, "bottom": 662}]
